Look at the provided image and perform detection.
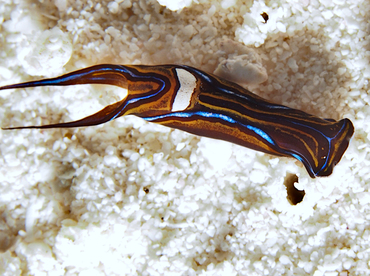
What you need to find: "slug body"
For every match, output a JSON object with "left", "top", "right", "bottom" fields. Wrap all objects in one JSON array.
[{"left": 0, "top": 64, "right": 354, "bottom": 177}]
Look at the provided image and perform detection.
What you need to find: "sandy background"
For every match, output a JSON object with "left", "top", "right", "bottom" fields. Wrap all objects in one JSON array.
[{"left": 0, "top": 0, "right": 369, "bottom": 275}]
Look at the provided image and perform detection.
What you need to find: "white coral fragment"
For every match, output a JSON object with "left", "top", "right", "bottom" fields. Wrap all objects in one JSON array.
[{"left": 156, "top": 0, "right": 193, "bottom": 11}]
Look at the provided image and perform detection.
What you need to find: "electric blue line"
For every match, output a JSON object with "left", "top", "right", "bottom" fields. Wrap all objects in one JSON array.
[{"left": 143, "top": 111, "right": 276, "bottom": 146}]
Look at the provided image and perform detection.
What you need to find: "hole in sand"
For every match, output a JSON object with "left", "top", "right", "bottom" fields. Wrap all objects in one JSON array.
[{"left": 284, "top": 173, "right": 305, "bottom": 205}]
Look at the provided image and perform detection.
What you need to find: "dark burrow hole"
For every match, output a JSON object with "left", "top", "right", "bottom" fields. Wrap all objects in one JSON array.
[{"left": 284, "top": 173, "right": 305, "bottom": 205}]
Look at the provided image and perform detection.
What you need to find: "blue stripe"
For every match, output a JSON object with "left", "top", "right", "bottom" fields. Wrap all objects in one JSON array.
[
  {"left": 290, "top": 153, "right": 315, "bottom": 176},
  {"left": 288, "top": 118, "right": 346, "bottom": 174},
  {"left": 143, "top": 111, "right": 276, "bottom": 146}
]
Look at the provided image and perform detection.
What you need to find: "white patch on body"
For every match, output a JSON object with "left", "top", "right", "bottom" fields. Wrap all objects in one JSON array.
[{"left": 172, "top": 68, "right": 197, "bottom": 112}]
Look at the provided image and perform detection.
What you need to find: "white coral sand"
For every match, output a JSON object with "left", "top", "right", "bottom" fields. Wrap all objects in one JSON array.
[{"left": 0, "top": 0, "right": 369, "bottom": 275}]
